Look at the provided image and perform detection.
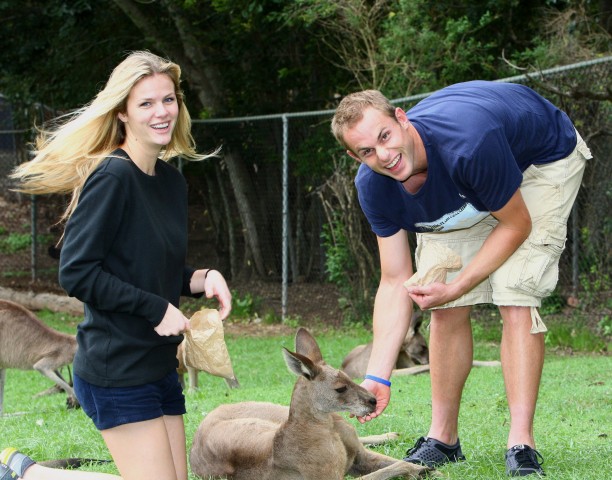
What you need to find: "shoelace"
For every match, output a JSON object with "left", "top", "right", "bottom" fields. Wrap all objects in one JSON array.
[
  {"left": 513, "top": 446, "right": 544, "bottom": 468},
  {"left": 406, "top": 436, "right": 427, "bottom": 455}
]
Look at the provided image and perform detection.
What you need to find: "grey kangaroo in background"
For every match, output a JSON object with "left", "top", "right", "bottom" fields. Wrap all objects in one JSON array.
[{"left": 0, "top": 300, "right": 78, "bottom": 415}]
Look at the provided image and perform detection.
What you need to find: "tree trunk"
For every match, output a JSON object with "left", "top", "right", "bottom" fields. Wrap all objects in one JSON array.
[{"left": 112, "top": 0, "right": 272, "bottom": 278}]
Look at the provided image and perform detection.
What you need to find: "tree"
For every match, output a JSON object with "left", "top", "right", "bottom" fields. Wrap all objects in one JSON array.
[
  {"left": 1, "top": 0, "right": 609, "bottom": 292},
  {"left": 1, "top": 0, "right": 345, "bottom": 280}
]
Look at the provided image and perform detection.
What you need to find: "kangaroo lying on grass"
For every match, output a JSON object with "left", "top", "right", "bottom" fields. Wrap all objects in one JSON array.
[
  {"left": 0, "top": 300, "right": 78, "bottom": 415},
  {"left": 341, "top": 312, "right": 429, "bottom": 379},
  {"left": 341, "top": 312, "right": 500, "bottom": 379},
  {"left": 189, "top": 327, "right": 432, "bottom": 480}
]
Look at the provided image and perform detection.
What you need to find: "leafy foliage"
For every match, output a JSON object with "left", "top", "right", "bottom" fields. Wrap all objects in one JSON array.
[{"left": 0, "top": 1, "right": 142, "bottom": 117}]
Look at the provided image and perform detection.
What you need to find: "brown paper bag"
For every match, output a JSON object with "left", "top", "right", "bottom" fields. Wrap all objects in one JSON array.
[
  {"left": 181, "top": 308, "right": 238, "bottom": 384},
  {"left": 404, "top": 242, "right": 462, "bottom": 287}
]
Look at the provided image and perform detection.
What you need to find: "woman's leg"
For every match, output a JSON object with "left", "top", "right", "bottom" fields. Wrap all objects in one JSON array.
[
  {"left": 163, "top": 415, "right": 188, "bottom": 480},
  {"left": 21, "top": 466, "right": 120, "bottom": 480},
  {"left": 101, "top": 416, "right": 184, "bottom": 480},
  {"left": 3, "top": 448, "right": 120, "bottom": 479}
]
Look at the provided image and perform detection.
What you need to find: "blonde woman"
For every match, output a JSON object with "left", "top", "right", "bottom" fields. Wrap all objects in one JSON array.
[{"left": 2, "top": 51, "right": 232, "bottom": 480}]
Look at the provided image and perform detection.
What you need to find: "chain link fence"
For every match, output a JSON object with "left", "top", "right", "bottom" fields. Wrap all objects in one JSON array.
[{"left": 0, "top": 57, "right": 610, "bottom": 322}]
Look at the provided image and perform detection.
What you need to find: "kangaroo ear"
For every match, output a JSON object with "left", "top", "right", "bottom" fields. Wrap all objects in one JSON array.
[
  {"left": 283, "top": 348, "right": 321, "bottom": 380},
  {"left": 294, "top": 328, "right": 324, "bottom": 364},
  {"left": 410, "top": 311, "right": 423, "bottom": 333}
]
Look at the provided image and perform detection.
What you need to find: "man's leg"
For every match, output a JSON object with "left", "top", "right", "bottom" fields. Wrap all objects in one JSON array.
[
  {"left": 427, "top": 305, "right": 473, "bottom": 445},
  {"left": 499, "top": 305, "right": 545, "bottom": 449}
]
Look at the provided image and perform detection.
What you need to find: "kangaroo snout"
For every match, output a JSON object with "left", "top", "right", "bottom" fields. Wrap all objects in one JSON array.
[{"left": 351, "top": 388, "right": 377, "bottom": 417}]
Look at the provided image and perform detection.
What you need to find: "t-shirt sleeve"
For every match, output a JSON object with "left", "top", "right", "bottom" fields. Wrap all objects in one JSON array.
[
  {"left": 59, "top": 171, "right": 168, "bottom": 325},
  {"left": 355, "top": 167, "right": 401, "bottom": 238}
]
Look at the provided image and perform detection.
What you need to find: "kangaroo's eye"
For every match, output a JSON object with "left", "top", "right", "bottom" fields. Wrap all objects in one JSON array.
[{"left": 335, "top": 386, "right": 348, "bottom": 393}]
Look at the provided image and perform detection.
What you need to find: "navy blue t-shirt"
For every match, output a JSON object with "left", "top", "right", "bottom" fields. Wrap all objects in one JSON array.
[{"left": 356, "top": 81, "right": 577, "bottom": 236}]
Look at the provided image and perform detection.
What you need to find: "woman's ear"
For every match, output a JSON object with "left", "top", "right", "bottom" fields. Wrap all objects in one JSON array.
[{"left": 117, "top": 112, "right": 127, "bottom": 123}]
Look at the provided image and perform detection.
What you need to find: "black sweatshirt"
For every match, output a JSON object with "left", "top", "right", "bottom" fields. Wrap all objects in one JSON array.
[{"left": 60, "top": 150, "right": 198, "bottom": 387}]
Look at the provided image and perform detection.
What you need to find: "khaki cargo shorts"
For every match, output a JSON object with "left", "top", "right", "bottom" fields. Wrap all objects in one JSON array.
[{"left": 415, "top": 132, "right": 591, "bottom": 330}]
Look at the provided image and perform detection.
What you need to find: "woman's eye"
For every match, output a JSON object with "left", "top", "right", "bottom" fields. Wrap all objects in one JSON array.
[
  {"left": 335, "top": 386, "right": 348, "bottom": 393},
  {"left": 164, "top": 97, "right": 176, "bottom": 103}
]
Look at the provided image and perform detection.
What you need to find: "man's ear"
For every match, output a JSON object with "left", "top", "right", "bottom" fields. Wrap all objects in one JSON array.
[
  {"left": 394, "top": 107, "right": 409, "bottom": 126},
  {"left": 347, "top": 150, "right": 361, "bottom": 162}
]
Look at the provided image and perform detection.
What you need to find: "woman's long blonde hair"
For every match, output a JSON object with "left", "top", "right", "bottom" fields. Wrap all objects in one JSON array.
[{"left": 10, "top": 50, "right": 213, "bottom": 221}]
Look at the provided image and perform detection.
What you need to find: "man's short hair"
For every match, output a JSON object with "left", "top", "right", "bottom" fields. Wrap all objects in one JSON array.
[{"left": 331, "top": 90, "right": 396, "bottom": 149}]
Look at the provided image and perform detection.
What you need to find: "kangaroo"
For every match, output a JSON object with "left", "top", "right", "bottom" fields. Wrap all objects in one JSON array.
[
  {"left": 341, "top": 312, "right": 429, "bottom": 379},
  {"left": 0, "top": 300, "right": 78, "bottom": 415},
  {"left": 176, "top": 340, "right": 240, "bottom": 391},
  {"left": 189, "top": 327, "right": 432, "bottom": 480}
]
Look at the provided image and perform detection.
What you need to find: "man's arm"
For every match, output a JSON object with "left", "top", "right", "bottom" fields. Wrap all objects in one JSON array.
[
  {"left": 406, "top": 189, "right": 532, "bottom": 310},
  {"left": 358, "top": 229, "right": 415, "bottom": 422}
]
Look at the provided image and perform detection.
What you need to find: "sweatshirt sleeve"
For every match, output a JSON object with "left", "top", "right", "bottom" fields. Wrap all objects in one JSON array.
[
  {"left": 59, "top": 170, "right": 168, "bottom": 325},
  {"left": 182, "top": 266, "right": 204, "bottom": 298}
]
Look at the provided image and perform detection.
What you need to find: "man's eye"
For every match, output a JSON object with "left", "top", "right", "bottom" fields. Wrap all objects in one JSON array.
[{"left": 335, "top": 386, "right": 348, "bottom": 393}]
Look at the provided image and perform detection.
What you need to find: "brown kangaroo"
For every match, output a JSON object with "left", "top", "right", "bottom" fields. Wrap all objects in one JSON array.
[
  {"left": 0, "top": 300, "right": 78, "bottom": 415},
  {"left": 189, "top": 327, "right": 432, "bottom": 480},
  {"left": 176, "top": 340, "right": 240, "bottom": 391},
  {"left": 341, "top": 312, "right": 429, "bottom": 379}
]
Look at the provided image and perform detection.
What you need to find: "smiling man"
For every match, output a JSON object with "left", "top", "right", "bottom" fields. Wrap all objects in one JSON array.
[{"left": 331, "top": 81, "right": 592, "bottom": 477}]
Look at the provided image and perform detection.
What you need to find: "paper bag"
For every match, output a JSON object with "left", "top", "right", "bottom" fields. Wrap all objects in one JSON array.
[
  {"left": 182, "top": 308, "right": 238, "bottom": 383},
  {"left": 404, "top": 242, "right": 462, "bottom": 287}
]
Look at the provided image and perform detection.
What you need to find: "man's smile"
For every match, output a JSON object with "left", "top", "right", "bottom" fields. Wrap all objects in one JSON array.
[{"left": 385, "top": 154, "right": 401, "bottom": 170}]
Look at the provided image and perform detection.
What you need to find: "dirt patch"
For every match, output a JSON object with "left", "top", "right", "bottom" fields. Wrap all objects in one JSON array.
[
  {"left": 0, "top": 194, "right": 344, "bottom": 332},
  {"left": 229, "top": 279, "right": 343, "bottom": 323},
  {"left": 224, "top": 321, "right": 296, "bottom": 338}
]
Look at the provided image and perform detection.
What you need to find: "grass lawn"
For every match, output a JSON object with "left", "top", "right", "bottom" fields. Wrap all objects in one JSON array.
[{"left": 1, "top": 310, "right": 610, "bottom": 479}]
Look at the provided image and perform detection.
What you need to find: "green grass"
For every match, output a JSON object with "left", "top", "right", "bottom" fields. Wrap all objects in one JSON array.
[{"left": 1, "top": 312, "right": 610, "bottom": 479}]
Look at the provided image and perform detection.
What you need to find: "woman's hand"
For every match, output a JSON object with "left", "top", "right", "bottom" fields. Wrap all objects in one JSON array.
[
  {"left": 155, "top": 303, "right": 190, "bottom": 336},
  {"left": 201, "top": 269, "right": 232, "bottom": 320}
]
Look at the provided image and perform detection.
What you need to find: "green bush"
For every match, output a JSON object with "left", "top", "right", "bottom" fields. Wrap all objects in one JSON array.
[{"left": 0, "top": 232, "right": 54, "bottom": 254}]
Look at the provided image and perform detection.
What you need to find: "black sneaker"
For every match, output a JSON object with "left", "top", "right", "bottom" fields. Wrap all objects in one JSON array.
[
  {"left": 505, "top": 444, "right": 546, "bottom": 477},
  {"left": 403, "top": 436, "right": 466, "bottom": 468}
]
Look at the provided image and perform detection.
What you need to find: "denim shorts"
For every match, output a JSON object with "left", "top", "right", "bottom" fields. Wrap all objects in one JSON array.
[
  {"left": 74, "top": 370, "right": 186, "bottom": 431},
  {"left": 415, "top": 131, "right": 591, "bottom": 310}
]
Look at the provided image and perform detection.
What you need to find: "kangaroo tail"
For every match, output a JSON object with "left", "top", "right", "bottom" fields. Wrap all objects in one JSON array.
[{"left": 39, "top": 458, "right": 112, "bottom": 469}]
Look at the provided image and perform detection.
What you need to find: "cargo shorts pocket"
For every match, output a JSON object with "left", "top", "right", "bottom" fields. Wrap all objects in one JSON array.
[{"left": 507, "top": 220, "right": 567, "bottom": 298}]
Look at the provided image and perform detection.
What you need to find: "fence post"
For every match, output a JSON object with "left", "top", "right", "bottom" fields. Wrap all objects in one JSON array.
[
  {"left": 31, "top": 194, "right": 37, "bottom": 281},
  {"left": 571, "top": 203, "right": 579, "bottom": 298},
  {"left": 282, "top": 114, "right": 289, "bottom": 321}
]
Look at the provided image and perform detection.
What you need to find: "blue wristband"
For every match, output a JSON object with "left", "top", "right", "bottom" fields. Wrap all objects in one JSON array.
[{"left": 364, "top": 374, "right": 391, "bottom": 387}]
